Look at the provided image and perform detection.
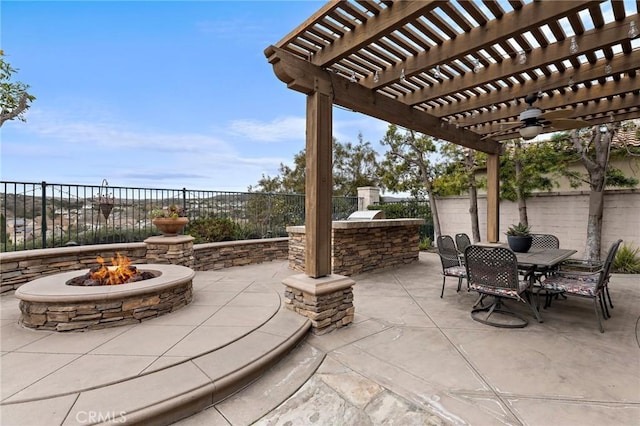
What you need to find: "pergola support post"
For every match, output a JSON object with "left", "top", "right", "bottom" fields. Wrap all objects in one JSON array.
[
  {"left": 305, "top": 79, "right": 333, "bottom": 278},
  {"left": 486, "top": 153, "right": 500, "bottom": 243},
  {"left": 280, "top": 77, "right": 356, "bottom": 335}
]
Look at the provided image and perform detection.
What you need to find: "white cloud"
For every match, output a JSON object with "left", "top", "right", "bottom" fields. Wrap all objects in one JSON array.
[
  {"left": 229, "top": 116, "right": 306, "bottom": 142},
  {"left": 1, "top": 107, "right": 290, "bottom": 191},
  {"left": 332, "top": 114, "right": 390, "bottom": 144},
  {"left": 229, "top": 113, "right": 390, "bottom": 146},
  {"left": 21, "top": 108, "right": 232, "bottom": 154}
]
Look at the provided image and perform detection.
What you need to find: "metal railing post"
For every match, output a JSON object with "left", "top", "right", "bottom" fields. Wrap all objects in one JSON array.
[
  {"left": 41, "top": 181, "right": 47, "bottom": 248},
  {"left": 182, "top": 188, "right": 187, "bottom": 217}
]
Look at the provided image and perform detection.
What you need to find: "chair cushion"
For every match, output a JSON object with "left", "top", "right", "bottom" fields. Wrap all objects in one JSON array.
[
  {"left": 469, "top": 279, "right": 528, "bottom": 298},
  {"left": 541, "top": 274, "right": 599, "bottom": 297},
  {"left": 444, "top": 265, "right": 466, "bottom": 277}
]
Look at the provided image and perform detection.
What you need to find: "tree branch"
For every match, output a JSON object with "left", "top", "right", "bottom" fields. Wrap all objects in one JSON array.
[{"left": 0, "top": 91, "right": 30, "bottom": 127}]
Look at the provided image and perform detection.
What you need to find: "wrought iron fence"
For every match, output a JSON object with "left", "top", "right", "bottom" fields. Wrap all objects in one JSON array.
[
  {"left": 0, "top": 181, "right": 359, "bottom": 252},
  {"left": 373, "top": 199, "right": 434, "bottom": 242}
]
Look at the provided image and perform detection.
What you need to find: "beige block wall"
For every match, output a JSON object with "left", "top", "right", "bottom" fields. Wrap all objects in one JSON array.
[{"left": 437, "top": 190, "right": 639, "bottom": 259}]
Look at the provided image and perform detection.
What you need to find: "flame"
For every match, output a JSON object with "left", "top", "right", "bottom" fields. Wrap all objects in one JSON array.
[{"left": 91, "top": 253, "right": 136, "bottom": 285}]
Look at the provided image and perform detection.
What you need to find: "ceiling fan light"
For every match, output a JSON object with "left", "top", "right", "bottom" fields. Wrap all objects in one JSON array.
[{"left": 519, "top": 125, "right": 542, "bottom": 140}]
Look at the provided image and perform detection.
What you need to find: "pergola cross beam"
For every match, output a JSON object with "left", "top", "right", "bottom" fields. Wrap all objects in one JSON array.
[{"left": 265, "top": 45, "right": 501, "bottom": 154}]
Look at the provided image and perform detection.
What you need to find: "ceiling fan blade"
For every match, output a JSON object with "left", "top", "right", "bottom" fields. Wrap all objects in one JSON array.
[
  {"left": 501, "top": 122, "right": 522, "bottom": 130},
  {"left": 539, "top": 108, "right": 574, "bottom": 120},
  {"left": 549, "top": 118, "right": 590, "bottom": 130},
  {"left": 480, "top": 122, "right": 521, "bottom": 140}
]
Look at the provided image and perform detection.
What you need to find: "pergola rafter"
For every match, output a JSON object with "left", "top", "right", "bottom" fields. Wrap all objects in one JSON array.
[
  {"left": 272, "top": 1, "right": 639, "bottom": 144},
  {"left": 266, "top": 0, "right": 639, "bottom": 278}
]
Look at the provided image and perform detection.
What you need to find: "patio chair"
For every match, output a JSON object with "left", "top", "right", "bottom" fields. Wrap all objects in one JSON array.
[
  {"left": 465, "top": 245, "right": 541, "bottom": 328},
  {"left": 437, "top": 235, "right": 467, "bottom": 298},
  {"left": 531, "top": 234, "right": 560, "bottom": 249},
  {"left": 538, "top": 239, "right": 622, "bottom": 333},
  {"left": 528, "top": 233, "right": 562, "bottom": 290},
  {"left": 455, "top": 233, "right": 472, "bottom": 259}
]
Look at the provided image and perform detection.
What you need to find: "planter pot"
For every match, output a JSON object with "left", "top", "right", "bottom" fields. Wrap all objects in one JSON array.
[
  {"left": 152, "top": 217, "right": 189, "bottom": 237},
  {"left": 507, "top": 235, "right": 533, "bottom": 253}
]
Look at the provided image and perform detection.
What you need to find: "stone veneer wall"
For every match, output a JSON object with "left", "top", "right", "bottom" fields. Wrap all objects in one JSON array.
[
  {"left": 194, "top": 238, "right": 289, "bottom": 271},
  {"left": 282, "top": 274, "right": 356, "bottom": 335},
  {"left": 0, "top": 244, "right": 148, "bottom": 294},
  {"left": 284, "top": 285, "right": 354, "bottom": 335},
  {"left": 145, "top": 236, "right": 195, "bottom": 267},
  {"left": 287, "top": 219, "right": 425, "bottom": 276},
  {"left": 19, "top": 279, "right": 192, "bottom": 331},
  {"left": 0, "top": 238, "right": 289, "bottom": 294}
]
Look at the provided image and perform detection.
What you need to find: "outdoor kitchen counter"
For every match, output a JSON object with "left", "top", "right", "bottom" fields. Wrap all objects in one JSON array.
[{"left": 287, "top": 218, "right": 425, "bottom": 276}]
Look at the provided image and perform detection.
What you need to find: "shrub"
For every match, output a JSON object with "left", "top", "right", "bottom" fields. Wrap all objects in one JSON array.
[
  {"left": 370, "top": 201, "right": 434, "bottom": 241},
  {"left": 371, "top": 203, "right": 407, "bottom": 218},
  {"left": 233, "top": 224, "right": 262, "bottom": 241},
  {"left": 613, "top": 243, "right": 640, "bottom": 273},
  {"left": 188, "top": 217, "right": 241, "bottom": 243},
  {"left": 418, "top": 237, "right": 432, "bottom": 251}
]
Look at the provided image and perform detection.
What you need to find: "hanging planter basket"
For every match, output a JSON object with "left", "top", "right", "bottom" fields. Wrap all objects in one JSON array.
[
  {"left": 99, "top": 203, "right": 114, "bottom": 220},
  {"left": 95, "top": 179, "right": 115, "bottom": 221}
]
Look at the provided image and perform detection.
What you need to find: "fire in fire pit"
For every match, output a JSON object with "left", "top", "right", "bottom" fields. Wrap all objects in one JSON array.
[{"left": 67, "top": 253, "right": 157, "bottom": 286}]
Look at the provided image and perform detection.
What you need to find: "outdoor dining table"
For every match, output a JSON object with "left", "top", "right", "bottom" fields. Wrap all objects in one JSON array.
[
  {"left": 474, "top": 243, "right": 578, "bottom": 307},
  {"left": 474, "top": 243, "right": 577, "bottom": 270},
  {"left": 510, "top": 247, "right": 578, "bottom": 269},
  {"left": 513, "top": 247, "right": 578, "bottom": 307}
]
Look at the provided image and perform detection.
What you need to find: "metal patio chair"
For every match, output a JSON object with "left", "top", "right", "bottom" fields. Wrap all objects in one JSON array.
[
  {"left": 437, "top": 235, "right": 467, "bottom": 298},
  {"left": 455, "top": 233, "right": 472, "bottom": 260},
  {"left": 531, "top": 234, "right": 560, "bottom": 249},
  {"left": 528, "top": 233, "right": 562, "bottom": 300},
  {"left": 465, "top": 245, "right": 541, "bottom": 328},
  {"left": 539, "top": 239, "right": 622, "bottom": 333}
]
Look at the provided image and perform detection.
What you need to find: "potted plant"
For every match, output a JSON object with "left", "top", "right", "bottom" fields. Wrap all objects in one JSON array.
[
  {"left": 505, "top": 223, "right": 533, "bottom": 253},
  {"left": 150, "top": 204, "right": 188, "bottom": 237}
]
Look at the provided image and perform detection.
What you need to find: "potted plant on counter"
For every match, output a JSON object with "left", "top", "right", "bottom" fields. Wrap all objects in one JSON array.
[
  {"left": 506, "top": 223, "right": 533, "bottom": 253},
  {"left": 151, "top": 204, "right": 188, "bottom": 237}
]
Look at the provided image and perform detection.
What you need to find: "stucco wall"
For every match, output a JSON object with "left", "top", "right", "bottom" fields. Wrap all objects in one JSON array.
[{"left": 437, "top": 189, "right": 639, "bottom": 259}]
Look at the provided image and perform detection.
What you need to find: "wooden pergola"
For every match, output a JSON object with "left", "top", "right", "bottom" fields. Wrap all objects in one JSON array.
[{"left": 265, "top": 0, "right": 639, "bottom": 278}]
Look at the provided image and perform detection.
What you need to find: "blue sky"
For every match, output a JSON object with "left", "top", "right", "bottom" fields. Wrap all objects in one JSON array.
[{"left": 1, "top": 1, "right": 390, "bottom": 191}]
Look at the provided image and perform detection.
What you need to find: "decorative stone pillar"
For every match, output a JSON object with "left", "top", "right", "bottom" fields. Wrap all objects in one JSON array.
[
  {"left": 282, "top": 274, "right": 355, "bottom": 335},
  {"left": 144, "top": 235, "right": 195, "bottom": 267},
  {"left": 357, "top": 186, "right": 381, "bottom": 210}
]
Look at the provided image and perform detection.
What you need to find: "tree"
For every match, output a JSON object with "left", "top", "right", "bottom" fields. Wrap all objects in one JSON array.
[
  {"left": 379, "top": 125, "right": 443, "bottom": 239},
  {"left": 500, "top": 139, "right": 560, "bottom": 227},
  {"left": 436, "top": 144, "right": 486, "bottom": 242},
  {"left": 562, "top": 125, "right": 638, "bottom": 261},
  {"left": 0, "top": 50, "right": 35, "bottom": 127},
  {"left": 333, "top": 133, "right": 381, "bottom": 196},
  {"left": 247, "top": 174, "right": 283, "bottom": 193},
  {"left": 249, "top": 136, "right": 381, "bottom": 196}
]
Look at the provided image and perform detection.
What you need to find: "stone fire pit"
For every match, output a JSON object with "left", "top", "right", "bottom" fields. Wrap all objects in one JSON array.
[{"left": 15, "top": 264, "right": 195, "bottom": 331}]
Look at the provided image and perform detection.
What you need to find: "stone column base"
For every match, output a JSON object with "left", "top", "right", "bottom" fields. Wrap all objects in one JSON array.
[
  {"left": 144, "top": 235, "right": 195, "bottom": 267},
  {"left": 282, "top": 274, "right": 355, "bottom": 335}
]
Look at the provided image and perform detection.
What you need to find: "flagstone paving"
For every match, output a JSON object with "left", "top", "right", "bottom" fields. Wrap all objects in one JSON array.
[{"left": 1, "top": 253, "right": 639, "bottom": 425}]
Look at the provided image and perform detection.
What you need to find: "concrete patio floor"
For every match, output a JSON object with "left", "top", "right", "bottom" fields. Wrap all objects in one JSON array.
[{"left": 1, "top": 252, "right": 639, "bottom": 425}]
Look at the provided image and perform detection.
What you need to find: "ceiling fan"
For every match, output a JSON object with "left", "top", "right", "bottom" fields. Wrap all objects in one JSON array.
[{"left": 483, "top": 93, "right": 590, "bottom": 140}]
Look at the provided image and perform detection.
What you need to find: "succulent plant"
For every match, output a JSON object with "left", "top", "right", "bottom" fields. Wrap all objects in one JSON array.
[
  {"left": 505, "top": 222, "right": 532, "bottom": 237},
  {"left": 150, "top": 204, "right": 186, "bottom": 219}
]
